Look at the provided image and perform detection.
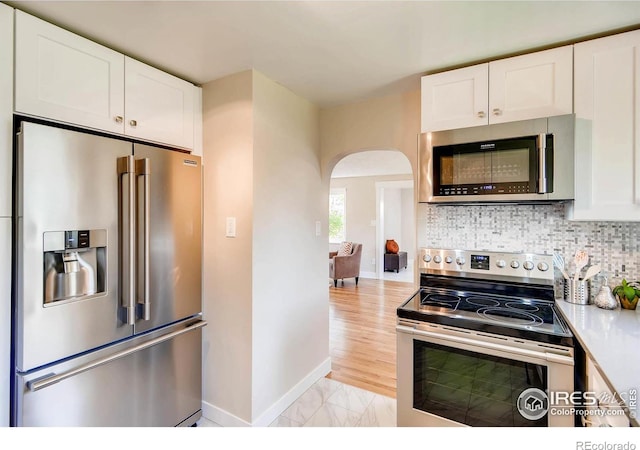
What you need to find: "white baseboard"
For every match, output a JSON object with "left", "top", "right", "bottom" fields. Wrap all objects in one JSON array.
[
  {"left": 252, "top": 357, "right": 331, "bottom": 427},
  {"left": 201, "top": 357, "right": 331, "bottom": 427},
  {"left": 358, "top": 271, "right": 377, "bottom": 279},
  {"left": 201, "top": 401, "right": 251, "bottom": 427}
]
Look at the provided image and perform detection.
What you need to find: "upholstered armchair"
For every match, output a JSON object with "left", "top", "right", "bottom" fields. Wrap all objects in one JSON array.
[{"left": 329, "top": 243, "right": 362, "bottom": 287}]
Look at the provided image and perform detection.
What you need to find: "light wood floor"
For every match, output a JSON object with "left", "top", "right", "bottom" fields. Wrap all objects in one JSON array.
[{"left": 327, "top": 277, "right": 417, "bottom": 399}]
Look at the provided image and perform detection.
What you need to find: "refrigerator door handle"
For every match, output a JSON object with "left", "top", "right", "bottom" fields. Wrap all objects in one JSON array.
[
  {"left": 26, "top": 321, "right": 207, "bottom": 392},
  {"left": 136, "top": 158, "right": 151, "bottom": 321},
  {"left": 118, "top": 156, "right": 136, "bottom": 325}
]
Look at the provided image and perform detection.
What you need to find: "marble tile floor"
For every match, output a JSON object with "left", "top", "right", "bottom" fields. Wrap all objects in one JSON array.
[{"left": 196, "top": 377, "right": 397, "bottom": 427}]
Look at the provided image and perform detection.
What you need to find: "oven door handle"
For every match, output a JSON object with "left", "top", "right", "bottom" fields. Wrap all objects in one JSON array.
[{"left": 397, "top": 324, "right": 574, "bottom": 365}]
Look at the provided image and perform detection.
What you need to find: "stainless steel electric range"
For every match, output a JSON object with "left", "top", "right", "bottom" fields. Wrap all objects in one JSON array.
[{"left": 397, "top": 248, "right": 575, "bottom": 427}]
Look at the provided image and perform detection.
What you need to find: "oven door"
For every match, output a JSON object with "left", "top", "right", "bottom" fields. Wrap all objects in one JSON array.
[{"left": 397, "top": 321, "right": 575, "bottom": 427}]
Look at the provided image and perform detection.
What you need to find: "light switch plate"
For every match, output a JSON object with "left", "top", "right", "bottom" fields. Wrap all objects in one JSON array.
[
  {"left": 226, "top": 217, "right": 236, "bottom": 238},
  {"left": 315, "top": 221, "right": 321, "bottom": 236}
]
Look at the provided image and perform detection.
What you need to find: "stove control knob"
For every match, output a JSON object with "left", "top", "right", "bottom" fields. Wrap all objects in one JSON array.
[
  {"left": 433, "top": 255, "right": 442, "bottom": 264},
  {"left": 445, "top": 256, "right": 453, "bottom": 264},
  {"left": 456, "top": 256, "right": 466, "bottom": 266},
  {"left": 537, "top": 262, "right": 549, "bottom": 272},
  {"left": 523, "top": 261, "right": 535, "bottom": 271},
  {"left": 423, "top": 254, "right": 432, "bottom": 263},
  {"left": 510, "top": 260, "right": 520, "bottom": 269},
  {"left": 496, "top": 259, "right": 506, "bottom": 268}
]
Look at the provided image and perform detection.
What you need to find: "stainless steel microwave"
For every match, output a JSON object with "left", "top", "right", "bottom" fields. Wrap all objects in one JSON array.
[{"left": 419, "top": 114, "right": 575, "bottom": 203}]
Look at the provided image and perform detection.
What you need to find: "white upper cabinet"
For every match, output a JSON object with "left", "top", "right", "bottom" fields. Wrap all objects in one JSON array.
[
  {"left": 421, "top": 64, "right": 488, "bottom": 132},
  {"left": 14, "top": 11, "right": 197, "bottom": 150},
  {"left": 1, "top": 4, "right": 13, "bottom": 218},
  {"left": 124, "top": 57, "right": 194, "bottom": 150},
  {"left": 568, "top": 30, "right": 640, "bottom": 221},
  {"left": 14, "top": 11, "right": 125, "bottom": 135},
  {"left": 489, "top": 46, "right": 573, "bottom": 124},
  {"left": 421, "top": 46, "right": 573, "bottom": 132}
]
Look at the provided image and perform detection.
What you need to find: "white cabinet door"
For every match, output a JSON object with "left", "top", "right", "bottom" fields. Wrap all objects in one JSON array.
[
  {"left": 0, "top": 4, "right": 13, "bottom": 218},
  {"left": 124, "top": 57, "right": 194, "bottom": 149},
  {"left": 584, "top": 357, "right": 631, "bottom": 427},
  {"left": 569, "top": 30, "right": 640, "bottom": 221},
  {"left": 421, "top": 64, "right": 488, "bottom": 132},
  {"left": 14, "top": 11, "right": 125, "bottom": 134},
  {"left": 0, "top": 218, "right": 10, "bottom": 427},
  {"left": 489, "top": 46, "right": 573, "bottom": 124}
]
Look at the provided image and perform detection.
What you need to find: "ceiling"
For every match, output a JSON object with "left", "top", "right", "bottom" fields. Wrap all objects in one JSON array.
[
  {"left": 331, "top": 150, "right": 412, "bottom": 178},
  {"left": 7, "top": 1, "right": 640, "bottom": 107}
]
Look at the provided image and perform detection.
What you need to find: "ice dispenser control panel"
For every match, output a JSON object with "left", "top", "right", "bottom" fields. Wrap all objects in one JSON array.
[{"left": 65, "top": 230, "right": 90, "bottom": 249}]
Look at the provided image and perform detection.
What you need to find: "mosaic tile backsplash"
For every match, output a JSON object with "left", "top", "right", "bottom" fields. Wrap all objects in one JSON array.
[{"left": 416, "top": 203, "right": 640, "bottom": 300}]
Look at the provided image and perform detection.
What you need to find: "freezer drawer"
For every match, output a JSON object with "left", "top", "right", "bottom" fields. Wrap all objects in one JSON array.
[{"left": 15, "top": 320, "right": 205, "bottom": 426}]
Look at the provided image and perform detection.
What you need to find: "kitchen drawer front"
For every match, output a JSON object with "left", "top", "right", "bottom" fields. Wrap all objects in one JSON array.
[{"left": 15, "top": 322, "right": 203, "bottom": 426}]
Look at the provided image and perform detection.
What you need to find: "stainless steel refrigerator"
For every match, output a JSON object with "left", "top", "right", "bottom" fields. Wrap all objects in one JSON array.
[{"left": 11, "top": 121, "right": 205, "bottom": 426}]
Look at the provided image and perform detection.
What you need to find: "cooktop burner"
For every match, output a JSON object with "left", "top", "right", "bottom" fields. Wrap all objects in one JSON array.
[{"left": 478, "top": 307, "right": 543, "bottom": 327}]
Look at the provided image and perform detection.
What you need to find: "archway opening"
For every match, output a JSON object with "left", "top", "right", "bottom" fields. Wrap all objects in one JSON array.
[
  {"left": 328, "top": 149, "right": 415, "bottom": 285},
  {"left": 325, "top": 148, "right": 417, "bottom": 399}
]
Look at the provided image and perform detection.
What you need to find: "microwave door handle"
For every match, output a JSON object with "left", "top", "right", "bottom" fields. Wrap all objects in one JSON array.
[
  {"left": 118, "top": 156, "right": 136, "bottom": 325},
  {"left": 538, "top": 133, "right": 548, "bottom": 194},
  {"left": 136, "top": 158, "right": 151, "bottom": 321}
]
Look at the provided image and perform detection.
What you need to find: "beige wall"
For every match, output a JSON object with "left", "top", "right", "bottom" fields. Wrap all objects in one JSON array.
[
  {"left": 202, "top": 75, "right": 420, "bottom": 424},
  {"left": 320, "top": 90, "right": 420, "bottom": 181},
  {"left": 202, "top": 70, "right": 328, "bottom": 425},
  {"left": 251, "top": 71, "right": 328, "bottom": 421},
  {"left": 322, "top": 90, "right": 420, "bottom": 279},
  {"left": 201, "top": 70, "right": 254, "bottom": 422},
  {"left": 401, "top": 188, "right": 415, "bottom": 260}
]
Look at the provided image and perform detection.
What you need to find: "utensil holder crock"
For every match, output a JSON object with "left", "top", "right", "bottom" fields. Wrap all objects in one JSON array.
[{"left": 564, "top": 278, "right": 591, "bottom": 305}]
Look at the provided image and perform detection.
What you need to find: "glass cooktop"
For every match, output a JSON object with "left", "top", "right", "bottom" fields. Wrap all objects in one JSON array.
[{"left": 397, "top": 286, "right": 573, "bottom": 347}]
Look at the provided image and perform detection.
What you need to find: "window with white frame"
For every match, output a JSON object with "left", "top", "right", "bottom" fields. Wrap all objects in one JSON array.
[{"left": 329, "top": 188, "right": 346, "bottom": 244}]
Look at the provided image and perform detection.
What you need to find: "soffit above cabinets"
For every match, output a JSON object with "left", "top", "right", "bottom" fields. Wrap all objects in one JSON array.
[{"left": 6, "top": 1, "right": 640, "bottom": 107}]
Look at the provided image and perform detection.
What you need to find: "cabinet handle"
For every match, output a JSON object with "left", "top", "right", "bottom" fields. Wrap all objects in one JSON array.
[
  {"left": 129, "top": 120, "right": 137, "bottom": 127},
  {"left": 477, "top": 111, "right": 486, "bottom": 118},
  {"left": 492, "top": 108, "right": 502, "bottom": 116},
  {"left": 114, "top": 116, "right": 123, "bottom": 123}
]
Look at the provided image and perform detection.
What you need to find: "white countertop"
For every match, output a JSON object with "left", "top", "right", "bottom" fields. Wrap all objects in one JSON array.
[{"left": 556, "top": 299, "right": 640, "bottom": 426}]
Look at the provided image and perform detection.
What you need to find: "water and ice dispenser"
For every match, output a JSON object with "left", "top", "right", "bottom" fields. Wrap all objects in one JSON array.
[{"left": 43, "top": 229, "right": 106, "bottom": 304}]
